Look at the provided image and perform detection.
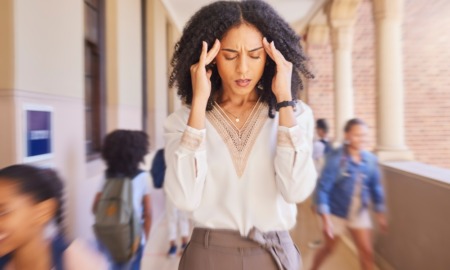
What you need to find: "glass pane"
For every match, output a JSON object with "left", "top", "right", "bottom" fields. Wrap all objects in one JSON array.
[
  {"left": 85, "top": 77, "right": 92, "bottom": 109},
  {"left": 85, "top": 110, "right": 93, "bottom": 154},
  {"left": 85, "top": 0, "right": 99, "bottom": 9},
  {"left": 84, "top": 5, "right": 99, "bottom": 44},
  {"left": 84, "top": 46, "right": 92, "bottom": 75}
]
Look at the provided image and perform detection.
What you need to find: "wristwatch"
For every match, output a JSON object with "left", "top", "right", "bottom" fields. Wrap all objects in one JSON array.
[{"left": 275, "top": 100, "right": 296, "bottom": 111}]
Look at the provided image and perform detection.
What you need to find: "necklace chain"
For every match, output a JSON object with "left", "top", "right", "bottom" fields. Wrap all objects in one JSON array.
[
  {"left": 222, "top": 108, "right": 242, "bottom": 122},
  {"left": 215, "top": 97, "right": 261, "bottom": 128}
]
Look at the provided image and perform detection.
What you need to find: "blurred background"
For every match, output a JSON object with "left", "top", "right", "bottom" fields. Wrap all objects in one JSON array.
[{"left": 0, "top": 0, "right": 449, "bottom": 269}]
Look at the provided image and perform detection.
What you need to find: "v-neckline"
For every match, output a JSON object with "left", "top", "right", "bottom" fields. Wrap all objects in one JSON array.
[
  {"left": 213, "top": 98, "right": 261, "bottom": 135},
  {"left": 207, "top": 100, "right": 268, "bottom": 177}
]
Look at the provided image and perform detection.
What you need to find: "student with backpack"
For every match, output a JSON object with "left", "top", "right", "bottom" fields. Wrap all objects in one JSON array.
[
  {"left": 150, "top": 148, "right": 190, "bottom": 257},
  {"left": 313, "top": 118, "right": 332, "bottom": 172},
  {"left": 0, "top": 164, "right": 107, "bottom": 270},
  {"left": 92, "top": 130, "right": 152, "bottom": 270}
]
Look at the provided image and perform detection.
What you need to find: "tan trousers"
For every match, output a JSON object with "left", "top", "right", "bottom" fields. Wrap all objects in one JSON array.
[{"left": 178, "top": 228, "right": 302, "bottom": 270}]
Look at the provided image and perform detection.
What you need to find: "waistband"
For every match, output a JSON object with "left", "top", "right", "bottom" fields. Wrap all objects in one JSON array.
[{"left": 190, "top": 227, "right": 294, "bottom": 270}]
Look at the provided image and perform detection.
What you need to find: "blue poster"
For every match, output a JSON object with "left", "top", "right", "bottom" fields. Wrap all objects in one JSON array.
[{"left": 26, "top": 110, "right": 52, "bottom": 157}]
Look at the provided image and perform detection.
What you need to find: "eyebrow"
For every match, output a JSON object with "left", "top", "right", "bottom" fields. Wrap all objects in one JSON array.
[{"left": 221, "top": 47, "right": 264, "bottom": 53}]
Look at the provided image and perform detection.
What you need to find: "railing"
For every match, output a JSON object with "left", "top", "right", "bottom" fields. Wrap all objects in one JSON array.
[{"left": 375, "top": 162, "right": 450, "bottom": 270}]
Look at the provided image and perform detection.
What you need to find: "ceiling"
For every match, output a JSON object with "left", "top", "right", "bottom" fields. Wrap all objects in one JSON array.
[{"left": 161, "top": 0, "right": 327, "bottom": 33}]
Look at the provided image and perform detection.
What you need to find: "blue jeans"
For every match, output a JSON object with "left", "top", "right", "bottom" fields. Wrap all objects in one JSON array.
[{"left": 99, "top": 242, "right": 144, "bottom": 270}]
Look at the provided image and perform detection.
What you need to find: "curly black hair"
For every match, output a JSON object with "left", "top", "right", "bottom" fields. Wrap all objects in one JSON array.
[
  {"left": 169, "top": 0, "right": 313, "bottom": 118},
  {"left": 0, "top": 165, "right": 65, "bottom": 232},
  {"left": 101, "top": 130, "right": 149, "bottom": 178}
]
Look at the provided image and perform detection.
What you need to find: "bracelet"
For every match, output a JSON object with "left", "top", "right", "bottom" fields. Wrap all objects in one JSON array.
[{"left": 275, "top": 100, "right": 296, "bottom": 111}]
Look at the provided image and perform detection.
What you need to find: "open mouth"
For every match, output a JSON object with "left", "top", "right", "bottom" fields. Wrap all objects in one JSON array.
[{"left": 235, "top": 79, "right": 251, "bottom": 87}]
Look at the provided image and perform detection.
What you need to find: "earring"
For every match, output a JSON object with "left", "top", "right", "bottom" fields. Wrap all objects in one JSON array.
[{"left": 257, "top": 81, "right": 263, "bottom": 91}]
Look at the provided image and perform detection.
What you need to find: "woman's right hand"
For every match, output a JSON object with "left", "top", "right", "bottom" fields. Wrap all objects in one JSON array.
[
  {"left": 190, "top": 39, "right": 221, "bottom": 104},
  {"left": 322, "top": 214, "right": 335, "bottom": 240}
]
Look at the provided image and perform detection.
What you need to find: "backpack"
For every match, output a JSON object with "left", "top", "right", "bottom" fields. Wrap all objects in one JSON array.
[
  {"left": 93, "top": 173, "right": 142, "bottom": 263},
  {"left": 150, "top": 149, "right": 166, "bottom": 189}
]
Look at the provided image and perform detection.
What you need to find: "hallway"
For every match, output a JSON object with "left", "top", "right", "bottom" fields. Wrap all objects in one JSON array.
[{"left": 141, "top": 188, "right": 372, "bottom": 270}]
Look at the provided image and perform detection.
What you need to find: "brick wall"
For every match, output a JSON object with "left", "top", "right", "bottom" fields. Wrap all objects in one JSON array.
[
  {"left": 305, "top": 0, "right": 450, "bottom": 168},
  {"left": 403, "top": 0, "right": 450, "bottom": 168},
  {"left": 306, "top": 43, "right": 336, "bottom": 140},
  {"left": 352, "top": 0, "right": 376, "bottom": 150}
]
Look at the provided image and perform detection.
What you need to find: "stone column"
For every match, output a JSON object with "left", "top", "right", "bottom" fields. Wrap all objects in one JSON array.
[
  {"left": 327, "top": 0, "right": 361, "bottom": 143},
  {"left": 330, "top": 23, "right": 355, "bottom": 143},
  {"left": 146, "top": 0, "right": 169, "bottom": 150},
  {"left": 373, "top": 0, "right": 413, "bottom": 161}
]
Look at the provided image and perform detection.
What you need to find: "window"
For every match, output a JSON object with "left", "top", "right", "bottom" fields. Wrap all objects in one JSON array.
[{"left": 84, "top": 0, "right": 105, "bottom": 159}]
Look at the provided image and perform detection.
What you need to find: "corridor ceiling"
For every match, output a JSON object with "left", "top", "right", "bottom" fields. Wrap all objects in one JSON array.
[{"left": 161, "top": 0, "right": 326, "bottom": 33}]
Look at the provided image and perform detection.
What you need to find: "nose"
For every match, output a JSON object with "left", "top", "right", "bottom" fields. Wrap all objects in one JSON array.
[{"left": 236, "top": 55, "right": 249, "bottom": 76}]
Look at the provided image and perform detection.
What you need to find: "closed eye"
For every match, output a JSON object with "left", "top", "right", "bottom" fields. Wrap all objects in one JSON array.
[{"left": 225, "top": 55, "right": 238, "bottom": 60}]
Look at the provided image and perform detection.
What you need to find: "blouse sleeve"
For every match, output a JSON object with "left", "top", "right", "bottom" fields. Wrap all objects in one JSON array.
[
  {"left": 274, "top": 102, "right": 318, "bottom": 204},
  {"left": 163, "top": 108, "right": 208, "bottom": 211}
]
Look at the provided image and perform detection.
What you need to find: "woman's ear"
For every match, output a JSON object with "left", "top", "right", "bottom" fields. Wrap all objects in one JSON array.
[{"left": 34, "top": 198, "right": 58, "bottom": 226}]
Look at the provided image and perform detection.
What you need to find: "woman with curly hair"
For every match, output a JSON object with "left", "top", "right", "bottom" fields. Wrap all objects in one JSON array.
[
  {"left": 92, "top": 130, "right": 152, "bottom": 270},
  {"left": 164, "top": 1, "right": 317, "bottom": 269}
]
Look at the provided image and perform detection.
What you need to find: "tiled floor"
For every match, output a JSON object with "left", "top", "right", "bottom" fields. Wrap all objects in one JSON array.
[{"left": 141, "top": 189, "right": 368, "bottom": 270}]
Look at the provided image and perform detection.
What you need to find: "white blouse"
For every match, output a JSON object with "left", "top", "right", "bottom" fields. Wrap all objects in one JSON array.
[{"left": 164, "top": 100, "right": 317, "bottom": 236}]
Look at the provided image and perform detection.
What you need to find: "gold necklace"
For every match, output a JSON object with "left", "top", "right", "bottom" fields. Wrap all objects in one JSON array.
[{"left": 222, "top": 108, "right": 243, "bottom": 122}]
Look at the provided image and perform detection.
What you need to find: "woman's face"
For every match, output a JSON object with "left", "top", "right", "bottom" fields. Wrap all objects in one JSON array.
[
  {"left": 345, "top": 124, "right": 368, "bottom": 151},
  {"left": 216, "top": 23, "right": 267, "bottom": 97},
  {"left": 0, "top": 180, "right": 52, "bottom": 256}
]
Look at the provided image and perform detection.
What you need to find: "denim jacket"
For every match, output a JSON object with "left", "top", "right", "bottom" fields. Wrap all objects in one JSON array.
[{"left": 314, "top": 147, "right": 385, "bottom": 218}]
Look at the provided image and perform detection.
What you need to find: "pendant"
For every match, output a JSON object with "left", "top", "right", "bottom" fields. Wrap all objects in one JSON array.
[{"left": 236, "top": 118, "right": 240, "bottom": 123}]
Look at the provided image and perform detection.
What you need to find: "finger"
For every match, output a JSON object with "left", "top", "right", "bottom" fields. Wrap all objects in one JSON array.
[
  {"left": 198, "top": 41, "right": 208, "bottom": 67},
  {"left": 270, "top": 40, "right": 288, "bottom": 64},
  {"left": 206, "top": 69, "right": 213, "bottom": 80},
  {"left": 269, "top": 40, "right": 289, "bottom": 67},
  {"left": 205, "top": 39, "right": 221, "bottom": 65},
  {"left": 263, "top": 37, "right": 276, "bottom": 61}
]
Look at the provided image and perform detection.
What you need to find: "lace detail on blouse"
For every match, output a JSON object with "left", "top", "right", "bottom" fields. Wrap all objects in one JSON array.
[
  {"left": 207, "top": 101, "right": 268, "bottom": 177},
  {"left": 180, "top": 128, "right": 205, "bottom": 151}
]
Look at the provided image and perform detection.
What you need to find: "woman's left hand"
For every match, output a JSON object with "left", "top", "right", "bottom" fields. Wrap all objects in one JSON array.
[
  {"left": 376, "top": 213, "right": 388, "bottom": 233},
  {"left": 262, "top": 37, "right": 293, "bottom": 102}
]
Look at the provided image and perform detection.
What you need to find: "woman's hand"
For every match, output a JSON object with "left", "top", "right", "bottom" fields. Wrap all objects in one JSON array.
[
  {"left": 190, "top": 39, "right": 221, "bottom": 105},
  {"left": 322, "top": 214, "right": 335, "bottom": 240},
  {"left": 187, "top": 39, "right": 220, "bottom": 129},
  {"left": 262, "top": 37, "right": 293, "bottom": 102},
  {"left": 376, "top": 213, "right": 388, "bottom": 233}
]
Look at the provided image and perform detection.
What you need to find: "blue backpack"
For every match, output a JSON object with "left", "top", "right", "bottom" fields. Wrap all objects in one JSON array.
[{"left": 150, "top": 149, "right": 166, "bottom": 189}]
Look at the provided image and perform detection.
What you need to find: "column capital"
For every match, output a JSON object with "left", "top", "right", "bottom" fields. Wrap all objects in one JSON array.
[
  {"left": 306, "top": 24, "right": 330, "bottom": 47},
  {"left": 331, "top": 25, "right": 353, "bottom": 51},
  {"left": 328, "top": 0, "right": 361, "bottom": 28},
  {"left": 373, "top": 0, "right": 404, "bottom": 21}
]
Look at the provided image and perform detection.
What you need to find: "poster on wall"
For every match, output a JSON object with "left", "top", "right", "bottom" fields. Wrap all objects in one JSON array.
[{"left": 23, "top": 105, "right": 53, "bottom": 163}]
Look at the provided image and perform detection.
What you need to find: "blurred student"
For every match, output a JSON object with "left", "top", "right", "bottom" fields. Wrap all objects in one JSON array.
[
  {"left": 313, "top": 118, "right": 332, "bottom": 172},
  {"left": 150, "top": 148, "right": 190, "bottom": 257},
  {"left": 311, "top": 119, "right": 387, "bottom": 270},
  {"left": 92, "top": 130, "right": 152, "bottom": 270},
  {"left": 0, "top": 164, "right": 107, "bottom": 270}
]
